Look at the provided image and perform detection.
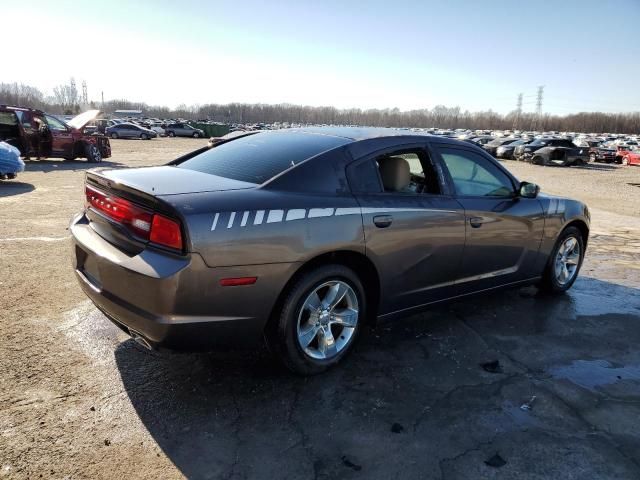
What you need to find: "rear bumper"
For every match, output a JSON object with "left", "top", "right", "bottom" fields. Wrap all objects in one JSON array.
[{"left": 70, "top": 213, "right": 297, "bottom": 350}]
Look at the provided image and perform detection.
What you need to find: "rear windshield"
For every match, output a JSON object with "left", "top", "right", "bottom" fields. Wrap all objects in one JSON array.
[{"left": 176, "top": 131, "right": 350, "bottom": 184}]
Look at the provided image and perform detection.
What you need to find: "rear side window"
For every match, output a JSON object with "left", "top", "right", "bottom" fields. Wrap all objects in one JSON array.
[
  {"left": 177, "top": 132, "right": 350, "bottom": 184},
  {"left": 0, "top": 112, "right": 18, "bottom": 125}
]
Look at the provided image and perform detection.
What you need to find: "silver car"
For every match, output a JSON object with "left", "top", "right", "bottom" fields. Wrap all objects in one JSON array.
[
  {"left": 106, "top": 123, "right": 157, "bottom": 140},
  {"left": 71, "top": 128, "right": 590, "bottom": 374}
]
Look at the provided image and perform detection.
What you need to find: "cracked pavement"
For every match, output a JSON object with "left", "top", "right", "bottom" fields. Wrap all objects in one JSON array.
[{"left": 1, "top": 139, "right": 639, "bottom": 479}]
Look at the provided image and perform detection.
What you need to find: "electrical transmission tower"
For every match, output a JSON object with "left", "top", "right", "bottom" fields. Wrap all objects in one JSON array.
[
  {"left": 534, "top": 85, "right": 544, "bottom": 131},
  {"left": 82, "top": 81, "right": 88, "bottom": 105},
  {"left": 513, "top": 93, "right": 523, "bottom": 130}
]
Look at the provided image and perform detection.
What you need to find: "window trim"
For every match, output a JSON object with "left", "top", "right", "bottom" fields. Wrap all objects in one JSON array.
[
  {"left": 346, "top": 143, "right": 450, "bottom": 197},
  {"left": 432, "top": 144, "right": 519, "bottom": 199}
]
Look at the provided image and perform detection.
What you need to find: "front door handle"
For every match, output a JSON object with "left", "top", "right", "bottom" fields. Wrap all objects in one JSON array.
[
  {"left": 469, "top": 216, "right": 484, "bottom": 228},
  {"left": 373, "top": 215, "right": 393, "bottom": 228}
]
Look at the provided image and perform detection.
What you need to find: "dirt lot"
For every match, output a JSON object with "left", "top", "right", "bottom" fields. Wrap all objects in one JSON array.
[{"left": 1, "top": 138, "right": 640, "bottom": 479}]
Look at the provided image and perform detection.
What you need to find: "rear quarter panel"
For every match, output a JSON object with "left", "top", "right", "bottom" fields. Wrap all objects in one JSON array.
[{"left": 162, "top": 189, "right": 365, "bottom": 267}]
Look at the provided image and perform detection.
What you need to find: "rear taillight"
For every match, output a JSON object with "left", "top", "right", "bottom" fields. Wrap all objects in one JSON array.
[
  {"left": 150, "top": 214, "right": 183, "bottom": 250},
  {"left": 85, "top": 185, "right": 183, "bottom": 251}
]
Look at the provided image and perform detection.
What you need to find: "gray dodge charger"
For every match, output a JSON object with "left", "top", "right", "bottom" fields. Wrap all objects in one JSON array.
[{"left": 70, "top": 127, "right": 589, "bottom": 374}]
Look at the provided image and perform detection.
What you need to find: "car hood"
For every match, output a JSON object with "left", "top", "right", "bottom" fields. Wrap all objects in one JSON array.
[
  {"left": 67, "top": 110, "right": 101, "bottom": 130},
  {"left": 91, "top": 165, "right": 256, "bottom": 196}
]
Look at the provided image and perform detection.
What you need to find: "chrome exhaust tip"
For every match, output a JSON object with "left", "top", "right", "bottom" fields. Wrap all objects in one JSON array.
[{"left": 129, "top": 329, "right": 153, "bottom": 350}]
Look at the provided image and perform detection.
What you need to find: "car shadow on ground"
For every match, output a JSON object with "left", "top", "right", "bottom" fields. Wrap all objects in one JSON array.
[
  {"left": 0, "top": 181, "right": 35, "bottom": 197},
  {"left": 573, "top": 163, "right": 619, "bottom": 171},
  {"left": 23, "top": 158, "right": 125, "bottom": 173},
  {"left": 114, "top": 278, "right": 640, "bottom": 479}
]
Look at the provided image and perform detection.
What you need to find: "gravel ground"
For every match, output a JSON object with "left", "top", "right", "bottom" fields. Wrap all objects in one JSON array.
[{"left": 1, "top": 138, "right": 639, "bottom": 479}]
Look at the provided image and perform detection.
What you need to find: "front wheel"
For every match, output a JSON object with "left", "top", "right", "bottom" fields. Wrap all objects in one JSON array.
[
  {"left": 85, "top": 143, "right": 102, "bottom": 163},
  {"left": 589, "top": 153, "right": 596, "bottom": 163},
  {"left": 193, "top": 132, "right": 201, "bottom": 138},
  {"left": 622, "top": 157, "right": 629, "bottom": 166},
  {"left": 140, "top": 133, "right": 148, "bottom": 140},
  {"left": 110, "top": 132, "right": 118, "bottom": 139},
  {"left": 267, "top": 264, "right": 365, "bottom": 375},
  {"left": 539, "top": 226, "right": 585, "bottom": 293},
  {"left": 167, "top": 131, "right": 175, "bottom": 137}
]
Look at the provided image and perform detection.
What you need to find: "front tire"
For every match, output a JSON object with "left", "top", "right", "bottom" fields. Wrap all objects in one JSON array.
[
  {"left": 539, "top": 226, "right": 585, "bottom": 293},
  {"left": 110, "top": 132, "right": 118, "bottom": 139},
  {"left": 193, "top": 132, "right": 201, "bottom": 138},
  {"left": 268, "top": 264, "right": 365, "bottom": 375},
  {"left": 168, "top": 131, "right": 175, "bottom": 137},
  {"left": 85, "top": 143, "right": 102, "bottom": 163},
  {"left": 140, "top": 133, "right": 148, "bottom": 140}
]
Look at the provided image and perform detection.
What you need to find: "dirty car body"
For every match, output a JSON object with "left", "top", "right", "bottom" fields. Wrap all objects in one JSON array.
[
  {"left": 70, "top": 128, "right": 590, "bottom": 373},
  {"left": 524, "top": 143, "right": 589, "bottom": 166}
]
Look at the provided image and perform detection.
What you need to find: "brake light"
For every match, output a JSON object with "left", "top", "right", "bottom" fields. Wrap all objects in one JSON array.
[
  {"left": 85, "top": 184, "right": 183, "bottom": 251},
  {"left": 150, "top": 214, "right": 183, "bottom": 250},
  {"left": 85, "top": 185, "right": 152, "bottom": 238}
]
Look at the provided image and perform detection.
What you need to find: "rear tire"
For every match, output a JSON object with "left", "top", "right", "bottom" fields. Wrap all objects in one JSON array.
[
  {"left": 589, "top": 153, "right": 596, "bottom": 163},
  {"left": 532, "top": 156, "right": 544, "bottom": 165},
  {"left": 168, "top": 131, "right": 175, "bottom": 137},
  {"left": 110, "top": 132, "right": 118, "bottom": 139},
  {"left": 539, "top": 226, "right": 584, "bottom": 294},
  {"left": 622, "top": 157, "right": 629, "bottom": 166},
  {"left": 140, "top": 133, "right": 148, "bottom": 140},
  {"left": 267, "top": 264, "right": 365, "bottom": 375},
  {"left": 193, "top": 132, "right": 200, "bottom": 138}
]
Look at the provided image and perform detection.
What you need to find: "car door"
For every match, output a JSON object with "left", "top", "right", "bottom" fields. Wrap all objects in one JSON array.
[
  {"left": 348, "top": 143, "right": 467, "bottom": 316},
  {"left": 44, "top": 114, "right": 73, "bottom": 158},
  {"left": 432, "top": 144, "right": 545, "bottom": 291}
]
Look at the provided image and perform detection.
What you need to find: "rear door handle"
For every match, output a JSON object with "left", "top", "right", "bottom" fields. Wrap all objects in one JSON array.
[
  {"left": 469, "top": 216, "right": 484, "bottom": 228},
  {"left": 373, "top": 215, "right": 393, "bottom": 228}
]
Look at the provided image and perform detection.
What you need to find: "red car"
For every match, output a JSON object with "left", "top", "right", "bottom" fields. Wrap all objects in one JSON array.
[
  {"left": 0, "top": 106, "right": 111, "bottom": 162},
  {"left": 619, "top": 147, "right": 640, "bottom": 166}
]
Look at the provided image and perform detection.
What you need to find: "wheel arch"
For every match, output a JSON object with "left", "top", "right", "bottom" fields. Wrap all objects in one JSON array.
[
  {"left": 266, "top": 249, "right": 381, "bottom": 334},
  {"left": 563, "top": 219, "right": 590, "bottom": 248}
]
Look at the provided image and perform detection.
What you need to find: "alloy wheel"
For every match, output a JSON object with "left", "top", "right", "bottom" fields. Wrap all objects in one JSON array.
[
  {"left": 296, "top": 280, "right": 359, "bottom": 360},
  {"left": 554, "top": 236, "right": 581, "bottom": 285}
]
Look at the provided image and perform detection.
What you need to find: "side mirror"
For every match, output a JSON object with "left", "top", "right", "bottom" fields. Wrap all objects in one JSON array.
[{"left": 519, "top": 181, "right": 540, "bottom": 198}]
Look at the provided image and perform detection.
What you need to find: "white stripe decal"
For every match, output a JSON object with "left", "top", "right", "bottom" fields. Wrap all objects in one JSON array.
[
  {"left": 335, "top": 207, "right": 361, "bottom": 216},
  {"left": 286, "top": 209, "right": 306, "bottom": 221},
  {"left": 267, "top": 209, "right": 284, "bottom": 223},
  {"left": 308, "top": 208, "right": 334, "bottom": 218},
  {"left": 210, "top": 206, "right": 460, "bottom": 232},
  {"left": 240, "top": 211, "right": 249, "bottom": 227}
]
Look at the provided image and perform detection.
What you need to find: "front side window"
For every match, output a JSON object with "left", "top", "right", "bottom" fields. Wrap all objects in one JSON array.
[
  {"left": 437, "top": 147, "right": 514, "bottom": 197},
  {"left": 45, "top": 115, "right": 68, "bottom": 131}
]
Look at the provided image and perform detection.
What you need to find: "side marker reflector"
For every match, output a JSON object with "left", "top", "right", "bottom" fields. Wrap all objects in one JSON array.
[{"left": 219, "top": 277, "right": 257, "bottom": 287}]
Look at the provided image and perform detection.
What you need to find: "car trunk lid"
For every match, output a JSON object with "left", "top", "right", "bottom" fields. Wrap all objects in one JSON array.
[{"left": 84, "top": 167, "right": 253, "bottom": 255}]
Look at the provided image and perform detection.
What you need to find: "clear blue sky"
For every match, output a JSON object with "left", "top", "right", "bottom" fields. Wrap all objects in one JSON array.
[{"left": 5, "top": 0, "right": 640, "bottom": 114}]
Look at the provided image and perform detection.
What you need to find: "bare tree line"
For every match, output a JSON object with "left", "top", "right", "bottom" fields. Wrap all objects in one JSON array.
[{"left": 2, "top": 81, "right": 639, "bottom": 134}]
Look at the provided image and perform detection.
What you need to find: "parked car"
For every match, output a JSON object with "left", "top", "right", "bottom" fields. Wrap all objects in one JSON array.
[
  {"left": 496, "top": 139, "right": 532, "bottom": 159},
  {"left": 483, "top": 138, "right": 520, "bottom": 156},
  {"left": 149, "top": 123, "right": 166, "bottom": 137},
  {"left": 514, "top": 138, "right": 577, "bottom": 161},
  {"left": 105, "top": 123, "right": 157, "bottom": 140},
  {"left": 0, "top": 141, "right": 24, "bottom": 180},
  {"left": 165, "top": 123, "right": 205, "bottom": 138},
  {"left": 587, "top": 142, "right": 616, "bottom": 163},
  {"left": 70, "top": 128, "right": 589, "bottom": 374},
  {"left": 0, "top": 106, "right": 110, "bottom": 162},
  {"left": 524, "top": 142, "right": 589, "bottom": 166},
  {"left": 617, "top": 146, "right": 640, "bottom": 166}
]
